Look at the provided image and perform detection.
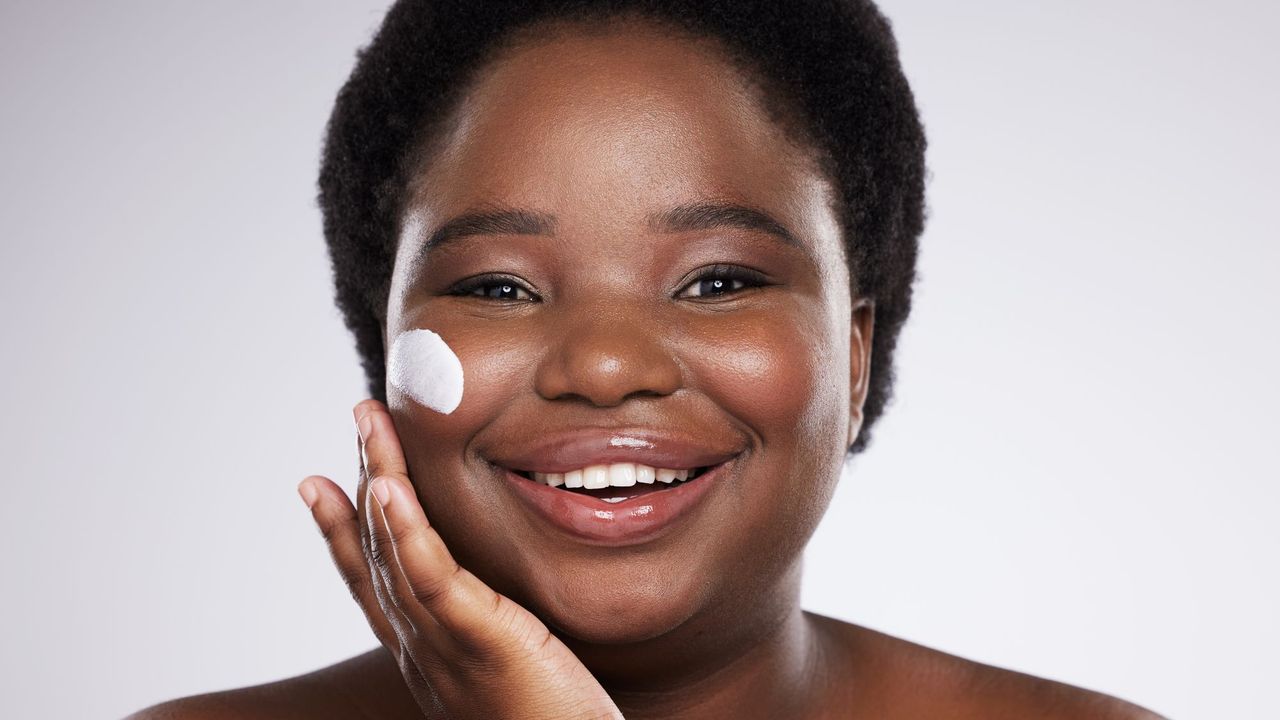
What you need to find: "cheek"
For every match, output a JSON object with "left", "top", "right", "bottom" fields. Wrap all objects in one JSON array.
[
  {"left": 388, "top": 323, "right": 533, "bottom": 463},
  {"left": 690, "top": 308, "right": 849, "bottom": 459},
  {"left": 387, "top": 323, "right": 536, "bottom": 574},
  {"left": 688, "top": 306, "right": 851, "bottom": 560}
]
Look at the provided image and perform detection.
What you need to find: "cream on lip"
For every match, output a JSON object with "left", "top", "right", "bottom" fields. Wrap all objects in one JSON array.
[{"left": 387, "top": 328, "right": 464, "bottom": 414}]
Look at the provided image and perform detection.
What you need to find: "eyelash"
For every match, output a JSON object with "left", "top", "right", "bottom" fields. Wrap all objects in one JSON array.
[
  {"left": 681, "top": 264, "right": 770, "bottom": 299},
  {"left": 448, "top": 274, "right": 536, "bottom": 302},
  {"left": 446, "top": 264, "right": 769, "bottom": 302}
]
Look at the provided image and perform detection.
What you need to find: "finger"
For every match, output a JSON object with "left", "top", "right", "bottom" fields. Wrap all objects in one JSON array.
[
  {"left": 368, "top": 473, "right": 510, "bottom": 651},
  {"left": 354, "top": 400, "right": 429, "bottom": 638},
  {"left": 364, "top": 472, "right": 447, "bottom": 640},
  {"left": 354, "top": 420, "right": 376, "bottom": 593},
  {"left": 356, "top": 400, "right": 513, "bottom": 653},
  {"left": 298, "top": 474, "right": 400, "bottom": 648},
  {"left": 355, "top": 399, "right": 410, "bottom": 485},
  {"left": 350, "top": 399, "right": 419, "bottom": 630},
  {"left": 354, "top": 401, "right": 380, "bottom": 587},
  {"left": 350, "top": 421, "right": 416, "bottom": 650}
]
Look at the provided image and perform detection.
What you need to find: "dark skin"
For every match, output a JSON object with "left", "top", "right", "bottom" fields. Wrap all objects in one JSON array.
[{"left": 129, "top": 19, "right": 1164, "bottom": 720}]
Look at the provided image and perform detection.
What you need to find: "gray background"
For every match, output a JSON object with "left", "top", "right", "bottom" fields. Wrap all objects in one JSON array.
[{"left": 2, "top": 2, "right": 1276, "bottom": 718}]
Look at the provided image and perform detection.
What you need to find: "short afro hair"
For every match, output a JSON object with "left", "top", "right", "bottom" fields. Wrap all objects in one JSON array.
[{"left": 318, "top": 0, "right": 927, "bottom": 456}]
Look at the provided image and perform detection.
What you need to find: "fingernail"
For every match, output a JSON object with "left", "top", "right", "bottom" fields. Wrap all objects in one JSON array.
[
  {"left": 297, "top": 479, "right": 319, "bottom": 509},
  {"left": 371, "top": 477, "right": 392, "bottom": 508}
]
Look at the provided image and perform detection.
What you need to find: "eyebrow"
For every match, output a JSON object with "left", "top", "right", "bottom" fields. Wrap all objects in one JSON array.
[
  {"left": 417, "top": 200, "right": 801, "bottom": 256},
  {"left": 420, "top": 206, "right": 558, "bottom": 254},
  {"left": 647, "top": 201, "right": 801, "bottom": 248}
]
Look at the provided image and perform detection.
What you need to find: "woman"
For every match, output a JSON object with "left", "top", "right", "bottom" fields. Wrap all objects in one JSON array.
[{"left": 131, "top": 0, "right": 1163, "bottom": 717}]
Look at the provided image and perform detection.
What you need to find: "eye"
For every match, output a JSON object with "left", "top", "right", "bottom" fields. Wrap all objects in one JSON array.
[
  {"left": 677, "top": 264, "right": 770, "bottom": 299},
  {"left": 448, "top": 274, "right": 536, "bottom": 302}
]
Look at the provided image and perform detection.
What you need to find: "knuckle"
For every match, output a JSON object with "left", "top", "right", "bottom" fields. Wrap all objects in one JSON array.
[
  {"left": 485, "top": 594, "right": 534, "bottom": 646},
  {"left": 338, "top": 567, "right": 374, "bottom": 604},
  {"left": 448, "top": 645, "right": 506, "bottom": 676},
  {"left": 386, "top": 517, "right": 421, "bottom": 547},
  {"left": 311, "top": 509, "right": 354, "bottom": 545},
  {"left": 368, "top": 540, "right": 395, "bottom": 572},
  {"left": 408, "top": 561, "right": 463, "bottom": 608},
  {"left": 497, "top": 613, "right": 547, "bottom": 658},
  {"left": 314, "top": 515, "right": 343, "bottom": 543},
  {"left": 487, "top": 591, "right": 515, "bottom": 627},
  {"left": 408, "top": 576, "right": 450, "bottom": 608},
  {"left": 529, "top": 624, "right": 557, "bottom": 656}
]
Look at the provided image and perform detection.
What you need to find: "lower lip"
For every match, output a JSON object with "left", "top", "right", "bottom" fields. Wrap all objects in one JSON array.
[{"left": 500, "top": 461, "right": 731, "bottom": 546}]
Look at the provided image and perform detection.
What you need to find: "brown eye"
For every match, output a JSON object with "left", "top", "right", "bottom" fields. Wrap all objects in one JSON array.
[
  {"left": 449, "top": 275, "right": 536, "bottom": 302},
  {"left": 678, "top": 264, "right": 769, "bottom": 299}
]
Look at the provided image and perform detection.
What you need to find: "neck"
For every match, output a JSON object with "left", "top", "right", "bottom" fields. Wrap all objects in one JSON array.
[{"left": 563, "top": 561, "right": 833, "bottom": 720}]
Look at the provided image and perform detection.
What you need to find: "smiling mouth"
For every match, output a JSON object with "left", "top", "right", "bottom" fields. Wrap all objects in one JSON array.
[{"left": 508, "top": 464, "right": 718, "bottom": 503}]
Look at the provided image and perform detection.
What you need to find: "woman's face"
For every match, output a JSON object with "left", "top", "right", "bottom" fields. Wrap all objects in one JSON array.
[{"left": 384, "top": 19, "right": 873, "bottom": 646}]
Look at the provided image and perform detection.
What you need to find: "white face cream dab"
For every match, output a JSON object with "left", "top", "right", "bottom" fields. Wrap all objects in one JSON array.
[{"left": 387, "top": 328, "right": 465, "bottom": 414}]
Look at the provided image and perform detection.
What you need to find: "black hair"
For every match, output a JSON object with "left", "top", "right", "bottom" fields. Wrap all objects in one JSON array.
[{"left": 318, "top": 0, "right": 927, "bottom": 455}]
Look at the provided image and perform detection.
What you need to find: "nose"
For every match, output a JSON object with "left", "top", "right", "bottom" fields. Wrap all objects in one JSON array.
[{"left": 534, "top": 303, "right": 683, "bottom": 408}]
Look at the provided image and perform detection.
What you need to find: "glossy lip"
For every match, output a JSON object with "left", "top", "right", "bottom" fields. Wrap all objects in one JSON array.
[
  {"left": 500, "top": 458, "right": 734, "bottom": 547},
  {"left": 489, "top": 427, "right": 742, "bottom": 474}
]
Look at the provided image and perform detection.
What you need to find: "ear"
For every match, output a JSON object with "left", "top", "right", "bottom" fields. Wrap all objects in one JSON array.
[{"left": 848, "top": 298, "right": 875, "bottom": 449}]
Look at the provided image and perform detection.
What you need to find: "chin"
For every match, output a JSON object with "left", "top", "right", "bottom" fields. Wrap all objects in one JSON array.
[
  {"left": 521, "top": 560, "right": 705, "bottom": 646},
  {"left": 547, "top": 603, "right": 691, "bottom": 646}
]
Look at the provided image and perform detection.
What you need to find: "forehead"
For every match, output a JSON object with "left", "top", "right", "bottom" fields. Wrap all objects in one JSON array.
[{"left": 404, "top": 17, "right": 840, "bottom": 257}]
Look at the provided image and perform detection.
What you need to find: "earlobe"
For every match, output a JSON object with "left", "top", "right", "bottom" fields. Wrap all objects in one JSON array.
[{"left": 848, "top": 299, "right": 875, "bottom": 448}]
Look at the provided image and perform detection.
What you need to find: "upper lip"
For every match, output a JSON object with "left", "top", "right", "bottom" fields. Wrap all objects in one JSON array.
[{"left": 489, "top": 427, "right": 745, "bottom": 474}]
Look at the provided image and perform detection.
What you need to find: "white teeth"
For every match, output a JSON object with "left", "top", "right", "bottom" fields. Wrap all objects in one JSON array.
[
  {"left": 636, "top": 464, "right": 656, "bottom": 484},
  {"left": 583, "top": 465, "right": 610, "bottom": 489},
  {"left": 529, "top": 463, "right": 703, "bottom": 488},
  {"left": 608, "top": 463, "right": 637, "bottom": 487}
]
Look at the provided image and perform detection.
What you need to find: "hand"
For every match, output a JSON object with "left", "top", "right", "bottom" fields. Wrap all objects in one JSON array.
[{"left": 297, "top": 399, "right": 623, "bottom": 720}]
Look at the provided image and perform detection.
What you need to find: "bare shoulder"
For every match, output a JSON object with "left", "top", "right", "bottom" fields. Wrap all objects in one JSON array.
[
  {"left": 806, "top": 612, "right": 1168, "bottom": 720},
  {"left": 123, "top": 647, "right": 421, "bottom": 720}
]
